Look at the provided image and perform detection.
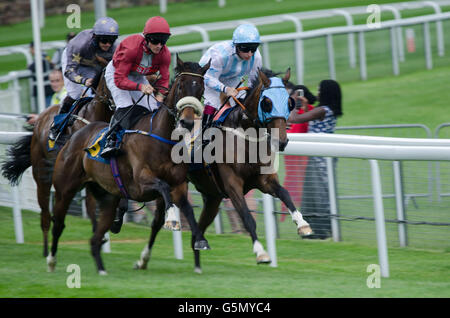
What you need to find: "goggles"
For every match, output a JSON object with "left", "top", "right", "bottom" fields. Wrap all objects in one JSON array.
[
  {"left": 97, "top": 35, "right": 117, "bottom": 44},
  {"left": 236, "top": 43, "right": 259, "bottom": 53},
  {"left": 145, "top": 34, "right": 170, "bottom": 45}
]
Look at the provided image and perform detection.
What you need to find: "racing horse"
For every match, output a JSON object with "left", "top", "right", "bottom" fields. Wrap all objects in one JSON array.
[
  {"left": 47, "top": 56, "right": 211, "bottom": 274},
  {"left": 175, "top": 68, "right": 313, "bottom": 273},
  {"left": 1, "top": 74, "right": 116, "bottom": 257}
]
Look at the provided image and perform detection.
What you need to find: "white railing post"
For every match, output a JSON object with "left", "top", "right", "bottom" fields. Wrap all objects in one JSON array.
[
  {"left": 382, "top": 5, "right": 404, "bottom": 62},
  {"left": 393, "top": 161, "right": 408, "bottom": 247},
  {"left": 333, "top": 9, "right": 356, "bottom": 68},
  {"left": 282, "top": 15, "right": 304, "bottom": 84},
  {"left": 369, "top": 160, "right": 390, "bottom": 278},
  {"left": 326, "top": 34, "right": 336, "bottom": 80},
  {"left": 262, "top": 193, "right": 277, "bottom": 267},
  {"left": 326, "top": 157, "right": 341, "bottom": 242},
  {"left": 423, "top": 1, "right": 445, "bottom": 57},
  {"left": 390, "top": 27, "right": 400, "bottom": 76},
  {"left": 214, "top": 211, "right": 223, "bottom": 234},
  {"left": 102, "top": 232, "right": 111, "bottom": 253},
  {"left": 358, "top": 32, "right": 367, "bottom": 80},
  {"left": 173, "top": 206, "right": 184, "bottom": 259},
  {"left": 423, "top": 22, "right": 433, "bottom": 70},
  {"left": 12, "top": 185, "right": 24, "bottom": 244}
]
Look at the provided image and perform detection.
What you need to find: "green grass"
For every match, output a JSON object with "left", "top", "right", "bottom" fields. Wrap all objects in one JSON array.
[{"left": 0, "top": 208, "right": 448, "bottom": 297}]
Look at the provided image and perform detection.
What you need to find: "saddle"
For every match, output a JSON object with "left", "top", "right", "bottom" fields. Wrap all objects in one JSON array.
[{"left": 47, "top": 97, "right": 94, "bottom": 152}]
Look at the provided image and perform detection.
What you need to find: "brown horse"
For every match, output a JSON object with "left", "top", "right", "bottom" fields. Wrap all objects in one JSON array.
[
  {"left": 47, "top": 56, "right": 211, "bottom": 274},
  {"left": 174, "top": 68, "right": 313, "bottom": 273},
  {"left": 1, "top": 74, "right": 116, "bottom": 257}
]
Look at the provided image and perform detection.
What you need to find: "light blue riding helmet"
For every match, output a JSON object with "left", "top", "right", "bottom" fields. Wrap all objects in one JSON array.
[
  {"left": 93, "top": 17, "right": 120, "bottom": 36},
  {"left": 232, "top": 24, "right": 261, "bottom": 44}
]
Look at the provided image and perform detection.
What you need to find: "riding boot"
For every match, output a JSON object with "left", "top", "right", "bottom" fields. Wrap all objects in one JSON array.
[
  {"left": 48, "top": 96, "right": 76, "bottom": 141},
  {"left": 201, "top": 105, "right": 216, "bottom": 148},
  {"left": 100, "top": 115, "right": 122, "bottom": 159}
]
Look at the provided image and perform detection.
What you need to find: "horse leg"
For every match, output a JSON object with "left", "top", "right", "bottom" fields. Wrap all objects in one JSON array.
[
  {"left": 140, "top": 175, "right": 180, "bottom": 231},
  {"left": 193, "top": 194, "right": 222, "bottom": 274},
  {"left": 31, "top": 155, "right": 52, "bottom": 257},
  {"left": 90, "top": 193, "right": 119, "bottom": 275},
  {"left": 134, "top": 197, "right": 165, "bottom": 270},
  {"left": 85, "top": 189, "right": 98, "bottom": 233},
  {"left": 258, "top": 175, "right": 312, "bottom": 236},
  {"left": 222, "top": 171, "right": 270, "bottom": 264},
  {"left": 110, "top": 198, "right": 128, "bottom": 234},
  {"left": 47, "top": 183, "right": 79, "bottom": 272},
  {"left": 35, "top": 181, "right": 52, "bottom": 257},
  {"left": 172, "top": 183, "right": 210, "bottom": 251}
]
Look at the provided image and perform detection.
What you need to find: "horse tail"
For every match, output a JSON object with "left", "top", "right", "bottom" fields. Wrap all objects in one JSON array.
[{"left": 1, "top": 134, "right": 32, "bottom": 186}]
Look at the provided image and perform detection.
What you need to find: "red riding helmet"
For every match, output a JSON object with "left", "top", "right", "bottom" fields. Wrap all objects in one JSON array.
[{"left": 143, "top": 16, "right": 171, "bottom": 35}]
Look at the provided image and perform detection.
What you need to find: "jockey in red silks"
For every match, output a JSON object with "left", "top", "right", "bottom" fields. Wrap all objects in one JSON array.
[
  {"left": 101, "top": 16, "right": 172, "bottom": 158},
  {"left": 48, "top": 17, "right": 119, "bottom": 141}
]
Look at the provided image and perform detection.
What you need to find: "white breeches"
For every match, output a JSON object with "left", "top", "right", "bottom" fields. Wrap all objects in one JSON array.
[{"left": 105, "top": 61, "right": 159, "bottom": 111}]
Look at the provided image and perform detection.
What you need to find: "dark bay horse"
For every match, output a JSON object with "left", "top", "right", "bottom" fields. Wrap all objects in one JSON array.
[
  {"left": 47, "top": 56, "right": 211, "bottom": 275},
  {"left": 1, "top": 75, "right": 116, "bottom": 257},
  {"left": 175, "top": 68, "right": 313, "bottom": 273}
]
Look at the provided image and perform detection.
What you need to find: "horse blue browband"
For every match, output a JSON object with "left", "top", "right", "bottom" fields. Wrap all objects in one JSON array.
[
  {"left": 123, "top": 108, "right": 177, "bottom": 146},
  {"left": 258, "top": 77, "right": 290, "bottom": 124}
]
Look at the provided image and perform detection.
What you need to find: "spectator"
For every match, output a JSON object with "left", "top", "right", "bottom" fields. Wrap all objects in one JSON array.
[
  {"left": 26, "top": 69, "right": 67, "bottom": 125},
  {"left": 280, "top": 84, "right": 317, "bottom": 222},
  {"left": 28, "top": 41, "right": 54, "bottom": 109},
  {"left": 301, "top": 79, "right": 343, "bottom": 240},
  {"left": 51, "top": 32, "right": 77, "bottom": 70},
  {"left": 49, "top": 69, "right": 68, "bottom": 106}
]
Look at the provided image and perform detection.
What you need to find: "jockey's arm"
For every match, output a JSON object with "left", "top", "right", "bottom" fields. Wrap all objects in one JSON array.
[
  {"left": 113, "top": 50, "right": 144, "bottom": 91},
  {"left": 203, "top": 50, "right": 227, "bottom": 94}
]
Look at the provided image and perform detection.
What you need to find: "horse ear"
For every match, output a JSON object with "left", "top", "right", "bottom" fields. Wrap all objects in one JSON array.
[
  {"left": 259, "top": 70, "right": 271, "bottom": 88},
  {"left": 283, "top": 68, "right": 291, "bottom": 84},
  {"left": 176, "top": 54, "right": 184, "bottom": 69},
  {"left": 201, "top": 59, "right": 211, "bottom": 75}
]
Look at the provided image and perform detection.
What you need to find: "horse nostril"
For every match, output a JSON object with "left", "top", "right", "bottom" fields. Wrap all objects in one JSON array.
[{"left": 180, "top": 119, "right": 194, "bottom": 131}]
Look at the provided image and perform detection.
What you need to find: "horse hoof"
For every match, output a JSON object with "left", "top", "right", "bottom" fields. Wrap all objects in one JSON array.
[
  {"left": 298, "top": 225, "right": 313, "bottom": 236},
  {"left": 110, "top": 222, "right": 123, "bottom": 234},
  {"left": 164, "top": 220, "right": 181, "bottom": 231},
  {"left": 194, "top": 240, "right": 210, "bottom": 250},
  {"left": 46, "top": 255, "right": 56, "bottom": 272},
  {"left": 133, "top": 260, "right": 147, "bottom": 270},
  {"left": 98, "top": 270, "right": 108, "bottom": 276},
  {"left": 256, "top": 253, "right": 271, "bottom": 264},
  {"left": 194, "top": 267, "right": 202, "bottom": 274}
]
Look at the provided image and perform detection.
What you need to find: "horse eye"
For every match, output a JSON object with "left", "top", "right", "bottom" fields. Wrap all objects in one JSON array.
[{"left": 261, "top": 97, "right": 272, "bottom": 113}]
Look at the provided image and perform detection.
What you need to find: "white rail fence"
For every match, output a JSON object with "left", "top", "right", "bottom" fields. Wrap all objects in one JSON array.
[
  {"left": 2, "top": 1, "right": 450, "bottom": 114},
  {"left": 2, "top": 131, "right": 450, "bottom": 278}
]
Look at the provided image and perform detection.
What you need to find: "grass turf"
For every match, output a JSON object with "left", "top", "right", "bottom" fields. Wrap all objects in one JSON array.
[{"left": 0, "top": 208, "right": 448, "bottom": 297}]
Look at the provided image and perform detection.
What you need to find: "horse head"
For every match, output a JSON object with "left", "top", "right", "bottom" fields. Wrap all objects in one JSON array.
[
  {"left": 241, "top": 68, "right": 291, "bottom": 152},
  {"left": 78, "top": 71, "right": 115, "bottom": 123},
  {"left": 172, "top": 54, "right": 210, "bottom": 131}
]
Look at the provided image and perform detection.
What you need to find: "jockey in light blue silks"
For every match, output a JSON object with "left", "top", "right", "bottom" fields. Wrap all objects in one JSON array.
[
  {"left": 48, "top": 17, "right": 119, "bottom": 141},
  {"left": 198, "top": 24, "right": 263, "bottom": 129}
]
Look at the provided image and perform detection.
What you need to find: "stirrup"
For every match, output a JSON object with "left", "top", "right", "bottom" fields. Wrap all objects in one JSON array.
[{"left": 48, "top": 126, "right": 58, "bottom": 141}]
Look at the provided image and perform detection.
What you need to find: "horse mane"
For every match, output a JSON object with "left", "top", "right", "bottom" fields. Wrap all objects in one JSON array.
[{"left": 244, "top": 67, "right": 278, "bottom": 104}]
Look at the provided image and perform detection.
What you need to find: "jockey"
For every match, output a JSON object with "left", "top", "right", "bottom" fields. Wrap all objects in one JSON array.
[
  {"left": 100, "top": 16, "right": 171, "bottom": 158},
  {"left": 48, "top": 17, "right": 119, "bottom": 141},
  {"left": 198, "top": 24, "right": 262, "bottom": 129}
]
